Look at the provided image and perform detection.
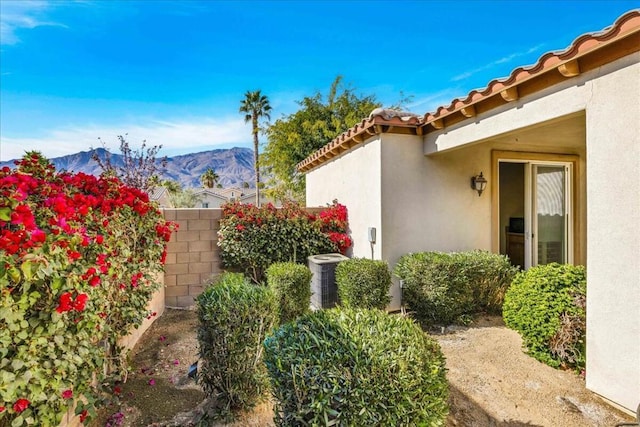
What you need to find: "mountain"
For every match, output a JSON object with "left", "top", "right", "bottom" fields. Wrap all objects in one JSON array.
[{"left": 0, "top": 147, "right": 256, "bottom": 189}]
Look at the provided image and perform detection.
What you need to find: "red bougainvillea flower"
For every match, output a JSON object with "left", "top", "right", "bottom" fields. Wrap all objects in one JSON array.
[
  {"left": 62, "top": 389, "right": 73, "bottom": 399},
  {"left": 56, "top": 293, "right": 89, "bottom": 313},
  {"left": 56, "top": 292, "right": 74, "bottom": 313},
  {"left": 73, "top": 294, "right": 88, "bottom": 312},
  {"left": 31, "top": 229, "right": 46, "bottom": 244},
  {"left": 0, "top": 405, "right": 4, "bottom": 412},
  {"left": 79, "top": 409, "right": 88, "bottom": 422},
  {"left": 236, "top": 224, "right": 245, "bottom": 231},
  {"left": 13, "top": 398, "right": 29, "bottom": 413}
]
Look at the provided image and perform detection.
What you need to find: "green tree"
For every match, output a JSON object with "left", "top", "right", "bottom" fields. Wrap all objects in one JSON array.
[
  {"left": 162, "top": 179, "right": 181, "bottom": 194},
  {"left": 240, "top": 90, "right": 272, "bottom": 206},
  {"left": 162, "top": 179, "right": 202, "bottom": 208},
  {"left": 262, "top": 76, "right": 380, "bottom": 202},
  {"left": 200, "top": 167, "right": 219, "bottom": 188},
  {"left": 168, "top": 188, "right": 202, "bottom": 208}
]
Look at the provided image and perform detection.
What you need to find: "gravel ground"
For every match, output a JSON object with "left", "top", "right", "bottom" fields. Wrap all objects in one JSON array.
[
  {"left": 92, "top": 309, "right": 635, "bottom": 426},
  {"left": 436, "top": 316, "right": 634, "bottom": 427}
]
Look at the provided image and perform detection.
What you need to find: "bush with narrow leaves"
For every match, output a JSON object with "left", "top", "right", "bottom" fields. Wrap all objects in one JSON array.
[
  {"left": 503, "top": 263, "right": 586, "bottom": 369},
  {"left": 335, "top": 258, "right": 391, "bottom": 310},
  {"left": 394, "top": 250, "right": 517, "bottom": 326},
  {"left": 263, "top": 308, "right": 449, "bottom": 426},
  {"left": 196, "top": 273, "right": 277, "bottom": 413},
  {"left": 266, "top": 262, "right": 312, "bottom": 325}
]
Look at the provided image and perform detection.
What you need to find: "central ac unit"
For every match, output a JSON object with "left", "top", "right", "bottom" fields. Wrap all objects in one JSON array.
[{"left": 308, "top": 253, "right": 348, "bottom": 309}]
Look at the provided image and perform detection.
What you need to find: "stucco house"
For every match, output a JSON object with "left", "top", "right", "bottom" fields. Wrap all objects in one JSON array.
[
  {"left": 194, "top": 187, "right": 276, "bottom": 208},
  {"left": 299, "top": 11, "right": 639, "bottom": 414},
  {"left": 193, "top": 188, "right": 231, "bottom": 208}
]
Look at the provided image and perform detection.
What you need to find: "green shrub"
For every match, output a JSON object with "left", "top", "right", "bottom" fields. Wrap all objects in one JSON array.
[
  {"left": 503, "top": 263, "right": 586, "bottom": 369},
  {"left": 394, "top": 250, "right": 518, "bottom": 326},
  {"left": 267, "top": 262, "right": 312, "bottom": 324},
  {"left": 263, "top": 308, "right": 449, "bottom": 426},
  {"left": 335, "top": 258, "right": 391, "bottom": 310},
  {"left": 196, "top": 273, "right": 277, "bottom": 413}
]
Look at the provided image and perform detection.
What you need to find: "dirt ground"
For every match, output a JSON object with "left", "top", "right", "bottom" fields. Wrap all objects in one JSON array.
[
  {"left": 91, "top": 309, "right": 635, "bottom": 427},
  {"left": 436, "top": 316, "right": 633, "bottom": 426}
]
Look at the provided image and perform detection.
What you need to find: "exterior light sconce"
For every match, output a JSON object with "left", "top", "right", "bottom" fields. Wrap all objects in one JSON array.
[{"left": 471, "top": 172, "right": 487, "bottom": 196}]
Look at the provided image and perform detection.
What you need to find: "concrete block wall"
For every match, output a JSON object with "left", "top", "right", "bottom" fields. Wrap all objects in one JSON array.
[
  {"left": 162, "top": 208, "right": 223, "bottom": 307},
  {"left": 161, "top": 206, "right": 329, "bottom": 308}
]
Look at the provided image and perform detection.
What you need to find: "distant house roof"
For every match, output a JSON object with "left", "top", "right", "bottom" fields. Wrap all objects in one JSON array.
[
  {"left": 297, "top": 10, "right": 640, "bottom": 173},
  {"left": 193, "top": 188, "right": 228, "bottom": 200},
  {"left": 149, "top": 186, "right": 168, "bottom": 201},
  {"left": 194, "top": 187, "right": 256, "bottom": 201}
]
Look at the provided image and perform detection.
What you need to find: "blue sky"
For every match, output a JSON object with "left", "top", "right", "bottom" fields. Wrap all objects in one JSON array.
[{"left": 0, "top": 1, "right": 637, "bottom": 161}]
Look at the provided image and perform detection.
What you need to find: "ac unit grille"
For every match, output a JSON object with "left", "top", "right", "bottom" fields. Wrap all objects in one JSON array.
[{"left": 308, "top": 253, "right": 348, "bottom": 309}]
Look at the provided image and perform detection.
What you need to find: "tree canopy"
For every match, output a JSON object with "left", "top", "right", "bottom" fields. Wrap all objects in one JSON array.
[
  {"left": 261, "top": 76, "right": 381, "bottom": 202},
  {"left": 200, "top": 167, "right": 219, "bottom": 189}
]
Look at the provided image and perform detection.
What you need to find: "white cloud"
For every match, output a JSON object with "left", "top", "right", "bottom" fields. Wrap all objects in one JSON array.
[
  {"left": 0, "top": 116, "right": 252, "bottom": 161},
  {"left": 0, "top": 0, "right": 67, "bottom": 45},
  {"left": 451, "top": 44, "right": 545, "bottom": 82}
]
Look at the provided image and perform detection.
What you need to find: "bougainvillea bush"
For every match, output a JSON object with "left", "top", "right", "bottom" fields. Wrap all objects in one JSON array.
[
  {"left": 0, "top": 153, "right": 176, "bottom": 426},
  {"left": 218, "top": 200, "right": 351, "bottom": 282}
]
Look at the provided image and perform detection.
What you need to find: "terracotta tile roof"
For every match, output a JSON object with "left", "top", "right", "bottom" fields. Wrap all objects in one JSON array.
[{"left": 297, "top": 10, "right": 640, "bottom": 173}]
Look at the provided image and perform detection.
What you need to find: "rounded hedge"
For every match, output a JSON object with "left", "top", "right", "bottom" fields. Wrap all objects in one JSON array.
[
  {"left": 394, "top": 251, "right": 518, "bottom": 326},
  {"left": 266, "top": 262, "right": 312, "bottom": 325},
  {"left": 196, "top": 273, "right": 277, "bottom": 413},
  {"left": 503, "top": 263, "right": 586, "bottom": 369},
  {"left": 263, "top": 308, "right": 449, "bottom": 426},
  {"left": 335, "top": 258, "right": 391, "bottom": 310}
]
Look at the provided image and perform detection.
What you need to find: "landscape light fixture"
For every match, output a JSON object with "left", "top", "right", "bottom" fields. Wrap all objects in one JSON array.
[{"left": 471, "top": 172, "right": 487, "bottom": 197}]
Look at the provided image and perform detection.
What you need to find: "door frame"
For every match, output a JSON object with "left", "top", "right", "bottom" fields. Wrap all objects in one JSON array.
[{"left": 491, "top": 150, "right": 582, "bottom": 267}]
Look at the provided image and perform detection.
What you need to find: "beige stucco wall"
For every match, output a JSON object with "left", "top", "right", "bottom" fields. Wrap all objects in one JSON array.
[
  {"left": 584, "top": 53, "right": 640, "bottom": 412},
  {"left": 305, "top": 52, "right": 638, "bottom": 411},
  {"left": 306, "top": 137, "right": 383, "bottom": 260},
  {"left": 380, "top": 134, "right": 493, "bottom": 309},
  {"left": 306, "top": 133, "right": 494, "bottom": 311},
  {"left": 423, "top": 52, "right": 638, "bottom": 411}
]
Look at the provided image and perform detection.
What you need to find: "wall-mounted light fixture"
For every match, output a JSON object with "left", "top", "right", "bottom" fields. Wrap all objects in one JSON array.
[{"left": 471, "top": 172, "right": 487, "bottom": 197}]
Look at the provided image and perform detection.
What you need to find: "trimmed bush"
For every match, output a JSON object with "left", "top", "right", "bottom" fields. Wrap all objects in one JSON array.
[
  {"left": 335, "top": 258, "right": 391, "bottom": 310},
  {"left": 394, "top": 250, "right": 518, "bottom": 326},
  {"left": 267, "top": 262, "right": 312, "bottom": 324},
  {"left": 503, "top": 263, "right": 586, "bottom": 369},
  {"left": 196, "top": 273, "right": 277, "bottom": 413},
  {"left": 263, "top": 308, "right": 449, "bottom": 426}
]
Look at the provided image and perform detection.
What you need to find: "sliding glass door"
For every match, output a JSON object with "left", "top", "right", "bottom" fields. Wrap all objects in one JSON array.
[{"left": 530, "top": 164, "right": 572, "bottom": 267}]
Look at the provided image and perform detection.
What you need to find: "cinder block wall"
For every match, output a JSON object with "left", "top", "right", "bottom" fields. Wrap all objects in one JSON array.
[
  {"left": 162, "top": 209, "right": 223, "bottom": 307},
  {"left": 161, "top": 206, "right": 327, "bottom": 308}
]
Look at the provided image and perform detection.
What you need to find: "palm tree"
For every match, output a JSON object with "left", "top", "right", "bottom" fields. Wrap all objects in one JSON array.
[
  {"left": 240, "top": 90, "right": 271, "bottom": 206},
  {"left": 162, "top": 179, "right": 181, "bottom": 195},
  {"left": 200, "top": 167, "right": 219, "bottom": 189}
]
